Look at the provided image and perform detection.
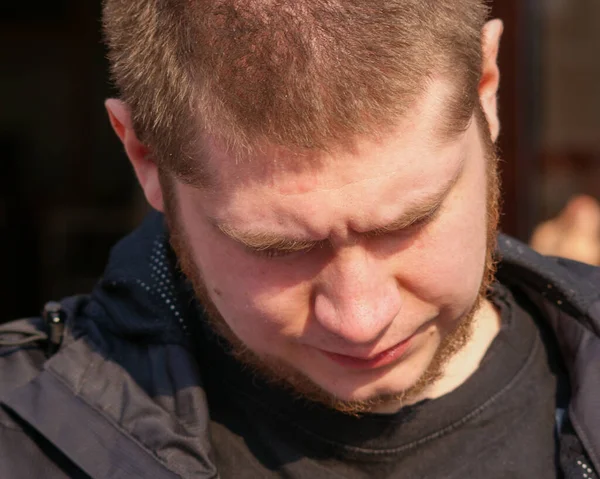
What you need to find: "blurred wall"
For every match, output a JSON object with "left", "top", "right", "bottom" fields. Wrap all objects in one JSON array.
[
  {"left": 0, "top": 2, "right": 141, "bottom": 321},
  {"left": 539, "top": 0, "right": 600, "bottom": 218}
]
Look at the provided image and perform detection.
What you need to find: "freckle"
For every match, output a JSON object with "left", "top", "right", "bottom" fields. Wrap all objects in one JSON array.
[{"left": 214, "top": 288, "right": 223, "bottom": 297}]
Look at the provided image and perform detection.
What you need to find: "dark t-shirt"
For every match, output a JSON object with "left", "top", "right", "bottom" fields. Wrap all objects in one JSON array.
[{"left": 195, "top": 284, "right": 569, "bottom": 478}]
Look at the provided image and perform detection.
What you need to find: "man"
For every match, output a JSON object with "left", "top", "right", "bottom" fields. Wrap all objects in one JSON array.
[{"left": 1, "top": 1, "right": 599, "bottom": 477}]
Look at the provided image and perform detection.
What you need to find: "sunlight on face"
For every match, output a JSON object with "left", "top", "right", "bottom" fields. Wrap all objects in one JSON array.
[{"left": 166, "top": 88, "right": 499, "bottom": 412}]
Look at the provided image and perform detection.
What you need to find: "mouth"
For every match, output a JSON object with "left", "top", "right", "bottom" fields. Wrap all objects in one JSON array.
[{"left": 319, "top": 335, "right": 414, "bottom": 371}]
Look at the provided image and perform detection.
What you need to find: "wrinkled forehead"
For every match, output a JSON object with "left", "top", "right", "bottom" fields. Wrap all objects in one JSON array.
[{"left": 174, "top": 118, "right": 481, "bottom": 244}]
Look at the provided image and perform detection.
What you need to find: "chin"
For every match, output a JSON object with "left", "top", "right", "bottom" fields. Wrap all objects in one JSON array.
[{"left": 310, "top": 360, "right": 428, "bottom": 404}]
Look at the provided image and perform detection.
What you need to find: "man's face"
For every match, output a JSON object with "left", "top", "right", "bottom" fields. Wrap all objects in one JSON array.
[{"left": 166, "top": 87, "right": 499, "bottom": 412}]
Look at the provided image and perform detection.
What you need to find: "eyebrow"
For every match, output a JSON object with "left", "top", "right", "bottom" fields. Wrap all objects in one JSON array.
[{"left": 212, "top": 157, "right": 465, "bottom": 253}]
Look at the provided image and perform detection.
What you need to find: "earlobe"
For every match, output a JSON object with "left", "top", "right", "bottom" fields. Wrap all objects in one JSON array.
[
  {"left": 479, "top": 19, "right": 504, "bottom": 143},
  {"left": 105, "top": 99, "right": 165, "bottom": 212}
]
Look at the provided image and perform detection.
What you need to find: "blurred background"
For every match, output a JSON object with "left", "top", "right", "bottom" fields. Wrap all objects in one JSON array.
[{"left": 0, "top": 0, "right": 599, "bottom": 323}]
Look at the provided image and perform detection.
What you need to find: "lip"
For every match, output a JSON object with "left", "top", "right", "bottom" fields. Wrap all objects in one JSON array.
[{"left": 320, "top": 336, "right": 414, "bottom": 371}]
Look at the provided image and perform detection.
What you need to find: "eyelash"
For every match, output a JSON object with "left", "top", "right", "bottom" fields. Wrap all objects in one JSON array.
[
  {"left": 365, "top": 211, "right": 436, "bottom": 239},
  {"left": 251, "top": 244, "right": 316, "bottom": 259},
  {"left": 405, "top": 214, "right": 435, "bottom": 230},
  {"left": 250, "top": 210, "right": 439, "bottom": 259}
]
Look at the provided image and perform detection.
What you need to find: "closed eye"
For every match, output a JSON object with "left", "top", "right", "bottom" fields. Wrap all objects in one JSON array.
[
  {"left": 363, "top": 202, "right": 443, "bottom": 239},
  {"left": 246, "top": 240, "right": 320, "bottom": 259},
  {"left": 249, "top": 245, "right": 317, "bottom": 259},
  {"left": 247, "top": 206, "right": 442, "bottom": 258}
]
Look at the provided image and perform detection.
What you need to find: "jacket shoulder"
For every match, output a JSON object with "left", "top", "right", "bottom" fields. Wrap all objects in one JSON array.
[
  {"left": 0, "top": 317, "right": 48, "bottom": 439},
  {"left": 0, "top": 295, "right": 95, "bottom": 399},
  {"left": 551, "top": 256, "right": 600, "bottom": 283},
  {"left": 0, "top": 317, "right": 48, "bottom": 393},
  {"left": 497, "top": 234, "right": 599, "bottom": 318},
  {"left": 0, "top": 317, "right": 88, "bottom": 479}
]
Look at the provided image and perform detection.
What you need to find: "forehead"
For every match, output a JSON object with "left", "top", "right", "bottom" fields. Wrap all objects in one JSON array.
[
  {"left": 178, "top": 104, "right": 481, "bottom": 241},
  {"left": 171, "top": 81, "right": 489, "bottom": 245},
  {"left": 206, "top": 129, "right": 461, "bottom": 201}
]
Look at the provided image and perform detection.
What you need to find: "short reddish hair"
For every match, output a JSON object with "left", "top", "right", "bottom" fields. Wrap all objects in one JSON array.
[{"left": 103, "top": 0, "right": 490, "bottom": 184}]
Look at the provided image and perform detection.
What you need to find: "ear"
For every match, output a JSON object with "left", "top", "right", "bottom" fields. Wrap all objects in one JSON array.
[
  {"left": 479, "top": 19, "right": 504, "bottom": 143},
  {"left": 105, "top": 99, "right": 165, "bottom": 212}
]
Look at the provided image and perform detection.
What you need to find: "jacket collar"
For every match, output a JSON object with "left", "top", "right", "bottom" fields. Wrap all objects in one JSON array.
[
  {"left": 497, "top": 234, "right": 599, "bottom": 335},
  {"left": 89, "top": 209, "right": 194, "bottom": 345}
]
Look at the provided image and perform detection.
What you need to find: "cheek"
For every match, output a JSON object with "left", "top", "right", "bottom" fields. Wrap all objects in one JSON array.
[
  {"left": 188, "top": 228, "right": 313, "bottom": 343},
  {"left": 397, "top": 176, "right": 488, "bottom": 313}
]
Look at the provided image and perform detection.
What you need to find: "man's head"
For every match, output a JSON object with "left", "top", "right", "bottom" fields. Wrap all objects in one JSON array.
[{"left": 103, "top": 0, "right": 504, "bottom": 413}]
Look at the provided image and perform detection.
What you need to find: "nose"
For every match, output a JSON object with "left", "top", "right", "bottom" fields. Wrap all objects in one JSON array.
[{"left": 313, "top": 246, "right": 401, "bottom": 346}]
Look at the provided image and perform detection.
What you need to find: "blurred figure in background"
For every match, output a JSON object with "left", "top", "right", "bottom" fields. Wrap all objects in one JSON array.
[{"left": 531, "top": 195, "right": 600, "bottom": 266}]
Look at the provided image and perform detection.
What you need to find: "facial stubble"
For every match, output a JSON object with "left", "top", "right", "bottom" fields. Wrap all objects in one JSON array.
[{"left": 163, "top": 130, "right": 500, "bottom": 415}]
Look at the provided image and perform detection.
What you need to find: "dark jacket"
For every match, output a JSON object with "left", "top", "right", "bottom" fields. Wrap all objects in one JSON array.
[{"left": 1, "top": 212, "right": 599, "bottom": 478}]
